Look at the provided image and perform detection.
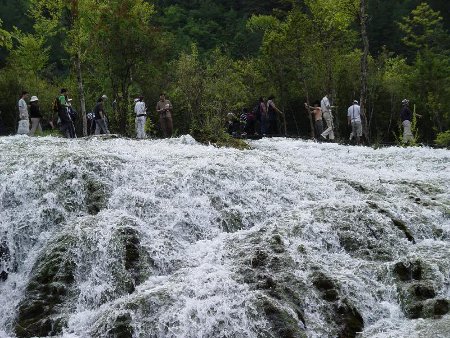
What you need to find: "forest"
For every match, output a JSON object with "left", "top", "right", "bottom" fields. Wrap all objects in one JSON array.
[{"left": 0, "top": 0, "right": 449, "bottom": 145}]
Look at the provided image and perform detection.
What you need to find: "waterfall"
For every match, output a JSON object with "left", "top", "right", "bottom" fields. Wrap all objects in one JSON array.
[{"left": 0, "top": 135, "right": 449, "bottom": 338}]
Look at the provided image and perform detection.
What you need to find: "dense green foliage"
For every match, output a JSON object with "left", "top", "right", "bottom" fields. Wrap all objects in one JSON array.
[{"left": 0, "top": 0, "right": 448, "bottom": 144}]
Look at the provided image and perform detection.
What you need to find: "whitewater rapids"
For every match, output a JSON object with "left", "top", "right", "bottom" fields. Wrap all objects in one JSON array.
[{"left": 0, "top": 135, "right": 449, "bottom": 338}]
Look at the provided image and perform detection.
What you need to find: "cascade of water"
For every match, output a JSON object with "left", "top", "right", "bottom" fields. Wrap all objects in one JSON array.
[{"left": 0, "top": 135, "right": 449, "bottom": 338}]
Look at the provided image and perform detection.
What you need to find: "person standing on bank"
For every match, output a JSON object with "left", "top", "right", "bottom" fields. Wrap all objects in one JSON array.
[
  {"left": 347, "top": 100, "right": 362, "bottom": 145},
  {"left": 94, "top": 95, "right": 110, "bottom": 135},
  {"left": 267, "top": 96, "right": 283, "bottom": 135},
  {"left": 400, "top": 99, "right": 420, "bottom": 144},
  {"left": 156, "top": 93, "right": 173, "bottom": 138},
  {"left": 320, "top": 93, "right": 335, "bottom": 141},
  {"left": 29, "top": 96, "right": 42, "bottom": 136},
  {"left": 58, "top": 89, "right": 73, "bottom": 138},
  {"left": 305, "top": 101, "right": 323, "bottom": 140},
  {"left": 135, "top": 96, "right": 147, "bottom": 139},
  {"left": 17, "top": 91, "right": 30, "bottom": 135}
]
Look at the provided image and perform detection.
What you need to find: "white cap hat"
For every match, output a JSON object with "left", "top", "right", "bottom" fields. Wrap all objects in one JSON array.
[
  {"left": 353, "top": 100, "right": 358, "bottom": 104},
  {"left": 402, "top": 99, "right": 409, "bottom": 105},
  {"left": 134, "top": 98, "right": 139, "bottom": 103},
  {"left": 68, "top": 98, "right": 73, "bottom": 102},
  {"left": 30, "top": 96, "right": 39, "bottom": 102},
  {"left": 101, "top": 94, "right": 108, "bottom": 100}
]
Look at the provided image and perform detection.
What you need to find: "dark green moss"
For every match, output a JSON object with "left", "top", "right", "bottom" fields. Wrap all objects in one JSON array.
[{"left": 15, "top": 235, "right": 76, "bottom": 338}]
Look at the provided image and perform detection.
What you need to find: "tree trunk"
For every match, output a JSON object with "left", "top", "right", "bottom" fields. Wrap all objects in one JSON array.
[
  {"left": 303, "top": 79, "right": 315, "bottom": 139},
  {"left": 75, "top": 50, "right": 87, "bottom": 136},
  {"left": 360, "top": 0, "right": 370, "bottom": 143}
]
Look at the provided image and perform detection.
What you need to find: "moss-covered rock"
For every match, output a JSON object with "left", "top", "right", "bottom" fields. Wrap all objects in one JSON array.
[{"left": 15, "top": 235, "right": 76, "bottom": 338}]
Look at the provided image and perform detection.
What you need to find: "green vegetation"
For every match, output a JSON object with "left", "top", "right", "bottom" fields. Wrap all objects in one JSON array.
[{"left": 0, "top": 0, "right": 448, "bottom": 145}]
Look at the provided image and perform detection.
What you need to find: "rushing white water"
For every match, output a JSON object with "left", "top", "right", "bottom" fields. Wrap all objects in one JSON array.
[{"left": 0, "top": 135, "right": 449, "bottom": 338}]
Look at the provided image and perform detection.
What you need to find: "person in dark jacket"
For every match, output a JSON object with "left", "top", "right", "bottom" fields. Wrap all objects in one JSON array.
[
  {"left": 400, "top": 99, "right": 414, "bottom": 143},
  {"left": 94, "top": 95, "right": 110, "bottom": 135},
  {"left": 29, "top": 96, "right": 43, "bottom": 136},
  {"left": 58, "top": 89, "right": 74, "bottom": 138}
]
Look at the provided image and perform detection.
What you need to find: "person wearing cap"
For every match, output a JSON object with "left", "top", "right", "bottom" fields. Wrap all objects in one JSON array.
[
  {"left": 29, "top": 96, "right": 43, "bottom": 136},
  {"left": 156, "top": 93, "right": 173, "bottom": 138},
  {"left": 94, "top": 95, "right": 110, "bottom": 135},
  {"left": 348, "top": 100, "right": 362, "bottom": 145},
  {"left": 320, "top": 93, "right": 335, "bottom": 140},
  {"left": 134, "top": 96, "right": 147, "bottom": 139},
  {"left": 17, "top": 91, "right": 30, "bottom": 135}
]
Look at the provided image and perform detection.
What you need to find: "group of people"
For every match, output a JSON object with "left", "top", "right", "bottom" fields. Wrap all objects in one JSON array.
[
  {"left": 227, "top": 96, "right": 284, "bottom": 137},
  {"left": 133, "top": 93, "right": 173, "bottom": 139},
  {"left": 306, "top": 94, "right": 417, "bottom": 145},
  {"left": 17, "top": 89, "right": 78, "bottom": 138},
  {"left": 16, "top": 89, "right": 174, "bottom": 139},
  {"left": 16, "top": 88, "right": 416, "bottom": 144}
]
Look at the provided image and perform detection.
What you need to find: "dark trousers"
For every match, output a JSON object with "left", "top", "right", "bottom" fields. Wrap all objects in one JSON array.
[
  {"left": 267, "top": 119, "right": 278, "bottom": 135},
  {"left": 160, "top": 115, "right": 173, "bottom": 138},
  {"left": 315, "top": 120, "right": 323, "bottom": 139}
]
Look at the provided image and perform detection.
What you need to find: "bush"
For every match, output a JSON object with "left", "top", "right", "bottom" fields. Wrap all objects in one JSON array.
[{"left": 435, "top": 130, "right": 450, "bottom": 148}]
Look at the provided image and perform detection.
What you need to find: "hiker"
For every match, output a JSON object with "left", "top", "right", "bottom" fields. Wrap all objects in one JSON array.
[
  {"left": 134, "top": 96, "right": 147, "bottom": 139},
  {"left": 320, "top": 93, "right": 335, "bottom": 140},
  {"left": 94, "top": 95, "right": 110, "bottom": 135},
  {"left": 400, "top": 99, "right": 416, "bottom": 144},
  {"left": 29, "top": 96, "right": 43, "bottom": 136},
  {"left": 267, "top": 96, "right": 283, "bottom": 135},
  {"left": 244, "top": 108, "right": 256, "bottom": 135},
  {"left": 227, "top": 112, "right": 239, "bottom": 136},
  {"left": 348, "top": 100, "right": 362, "bottom": 145},
  {"left": 156, "top": 93, "right": 173, "bottom": 138},
  {"left": 258, "top": 97, "right": 268, "bottom": 136},
  {"left": 66, "top": 98, "right": 77, "bottom": 138},
  {"left": 57, "top": 89, "right": 74, "bottom": 138},
  {"left": 17, "top": 91, "right": 30, "bottom": 135},
  {"left": 305, "top": 101, "right": 323, "bottom": 140}
]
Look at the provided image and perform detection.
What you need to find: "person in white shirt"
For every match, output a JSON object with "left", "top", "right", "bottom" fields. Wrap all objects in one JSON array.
[
  {"left": 347, "top": 100, "right": 362, "bottom": 145},
  {"left": 320, "top": 93, "right": 335, "bottom": 140},
  {"left": 134, "top": 96, "right": 147, "bottom": 139},
  {"left": 17, "top": 91, "right": 30, "bottom": 135}
]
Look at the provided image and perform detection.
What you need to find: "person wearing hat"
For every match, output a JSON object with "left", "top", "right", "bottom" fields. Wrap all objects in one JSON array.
[
  {"left": 134, "top": 96, "right": 147, "bottom": 139},
  {"left": 29, "top": 96, "right": 43, "bottom": 136},
  {"left": 17, "top": 91, "right": 30, "bottom": 135},
  {"left": 348, "top": 100, "right": 362, "bottom": 145}
]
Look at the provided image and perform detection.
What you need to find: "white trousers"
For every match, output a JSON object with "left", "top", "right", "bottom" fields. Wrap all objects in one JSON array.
[
  {"left": 17, "top": 120, "right": 29, "bottom": 135},
  {"left": 135, "top": 116, "right": 146, "bottom": 139},
  {"left": 321, "top": 112, "right": 334, "bottom": 140},
  {"left": 403, "top": 120, "right": 413, "bottom": 143}
]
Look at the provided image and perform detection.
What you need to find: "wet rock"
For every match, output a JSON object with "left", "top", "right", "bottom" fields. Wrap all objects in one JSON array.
[
  {"left": 393, "top": 261, "right": 423, "bottom": 282},
  {"left": 15, "top": 235, "right": 76, "bottom": 338},
  {"left": 313, "top": 272, "right": 338, "bottom": 302},
  {"left": 85, "top": 179, "right": 108, "bottom": 215},
  {"left": 261, "top": 299, "right": 306, "bottom": 338},
  {"left": 336, "top": 300, "right": 364, "bottom": 338},
  {"left": 251, "top": 249, "right": 268, "bottom": 268},
  {"left": 405, "top": 299, "right": 449, "bottom": 319},
  {"left": 108, "top": 313, "right": 134, "bottom": 338},
  {"left": 0, "top": 241, "right": 10, "bottom": 282},
  {"left": 270, "top": 234, "right": 285, "bottom": 253},
  {"left": 433, "top": 299, "right": 450, "bottom": 316},
  {"left": 411, "top": 283, "right": 436, "bottom": 301},
  {"left": 391, "top": 218, "right": 416, "bottom": 244}
]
